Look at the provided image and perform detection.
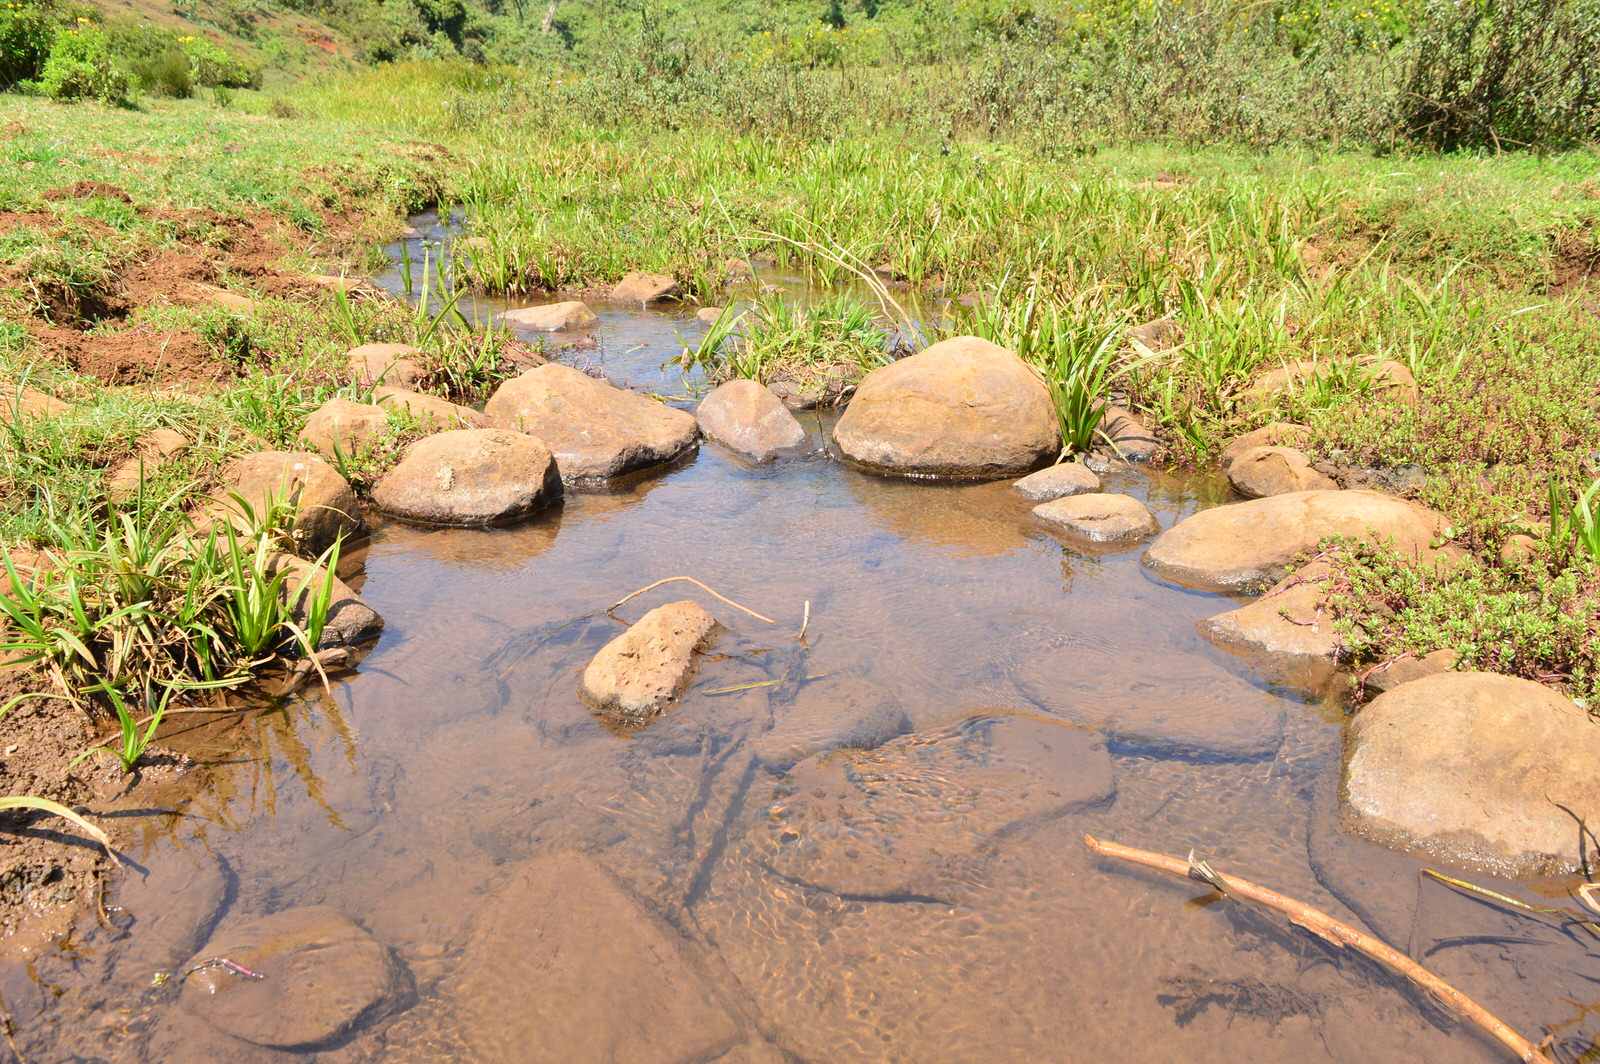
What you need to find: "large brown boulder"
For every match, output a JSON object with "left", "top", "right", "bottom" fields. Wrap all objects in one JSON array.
[
  {"left": 579, "top": 601, "right": 721, "bottom": 720},
  {"left": 373, "top": 428, "right": 561, "bottom": 526},
  {"left": 486, "top": 364, "right": 698, "bottom": 481},
  {"left": 1143, "top": 489, "right": 1446, "bottom": 594},
  {"left": 1227, "top": 445, "right": 1337, "bottom": 498},
  {"left": 1220, "top": 422, "right": 1311, "bottom": 467},
  {"left": 1198, "top": 561, "right": 1339, "bottom": 691},
  {"left": 695, "top": 379, "right": 806, "bottom": 461},
  {"left": 347, "top": 343, "right": 424, "bottom": 388},
  {"left": 1343, "top": 673, "right": 1600, "bottom": 872},
  {"left": 373, "top": 386, "right": 486, "bottom": 431},
  {"left": 610, "top": 272, "right": 681, "bottom": 303},
  {"left": 297, "top": 398, "right": 390, "bottom": 458},
  {"left": 1097, "top": 404, "right": 1158, "bottom": 461},
  {"left": 180, "top": 906, "right": 403, "bottom": 1050},
  {"left": 832, "top": 336, "right": 1059, "bottom": 478},
  {"left": 214, "top": 451, "right": 363, "bottom": 555}
]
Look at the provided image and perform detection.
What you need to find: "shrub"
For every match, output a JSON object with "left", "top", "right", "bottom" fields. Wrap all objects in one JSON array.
[
  {"left": 39, "top": 23, "right": 133, "bottom": 104},
  {"left": 0, "top": 0, "right": 59, "bottom": 87},
  {"left": 1399, "top": 0, "right": 1600, "bottom": 150},
  {"left": 181, "top": 33, "right": 259, "bottom": 88},
  {"left": 106, "top": 23, "right": 193, "bottom": 97}
]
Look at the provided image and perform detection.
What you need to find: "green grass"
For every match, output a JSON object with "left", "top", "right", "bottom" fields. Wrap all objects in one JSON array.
[{"left": 673, "top": 292, "right": 893, "bottom": 387}]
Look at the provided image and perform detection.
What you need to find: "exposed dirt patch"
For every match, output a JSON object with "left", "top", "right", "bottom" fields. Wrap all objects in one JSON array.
[
  {"left": 43, "top": 181, "right": 133, "bottom": 204},
  {"left": 1551, "top": 227, "right": 1598, "bottom": 295},
  {"left": 31, "top": 322, "right": 231, "bottom": 388}
]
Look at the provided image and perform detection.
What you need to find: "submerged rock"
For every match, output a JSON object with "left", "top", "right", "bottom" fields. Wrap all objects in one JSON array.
[
  {"left": 1143, "top": 489, "right": 1447, "bottom": 595},
  {"left": 1227, "top": 446, "right": 1337, "bottom": 498},
  {"left": 752, "top": 674, "right": 912, "bottom": 768},
  {"left": 1198, "top": 561, "right": 1340, "bottom": 692},
  {"left": 1344, "top": 672, "right": 1600, "bottom": 872},
  {"left": 611, "top": 272, "right": 682, "bottom": 303},
  {"left": 767, "top": 365, "right": 857, "bottom": 409},
  {"left": 373, "top": 428, "right": 561, "bottom": 526},
  {"left": 213, "top": 451, "right": 363, "bottom": 555},
  {"left": 373, "top": 386, "right": 487, "bottom": 431},
  {"left": 297, "top": 398, "right": 389, "bottom": 459},
  {"left": 1032, "top": 492, "right": 1158, "bottom": 545},
  {"left": 500, "top": 301, "right": 598, "bottom": 332},
  {"left": 450, "top": 851, "right": 741, "bottom": 1064},
  {"left": 696, "top": 379, "right": 807, "bottom": 461},
  {"left": 579, "top": 600, "right": 722, "bottom": 719},
  {"left": 1012, "top": 461, "right": 1101, "bottom": 502},
  {"left": 180, "top": 906, "right": 404, "bottom": 1050},
  {"left": 486, "top": 364, "right": 698, "bottom": 481},
  {"left": 833, "top": 336, "right": 1059, "bottom": 478},
  {"left": 762, "top": 713, "right": 1113, "bottom": 896},
  {"left": 347, "top": 343, "right": 425, "bottom": 389}
]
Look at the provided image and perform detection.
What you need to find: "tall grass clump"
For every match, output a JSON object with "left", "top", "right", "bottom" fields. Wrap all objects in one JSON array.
[{"left": 673, "top": 293, "right": 892, "bottom": 387}]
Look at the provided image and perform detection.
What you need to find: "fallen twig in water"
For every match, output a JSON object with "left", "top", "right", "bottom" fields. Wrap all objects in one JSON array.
[
  {"left": 184, "top": 956, "right": 265, "bottom": 981},
  {"left": 1422, "top": 868, "right": 1600, "bottom": 940},
  {"left": 607, "top": 577, "right": 777, "bottom": 625},
  {"left": 1083, "top": 835, "right": 1557, "bottom": 1064},
  {"left": 798, "top": 599, "right": 811, "bottom": 646}
]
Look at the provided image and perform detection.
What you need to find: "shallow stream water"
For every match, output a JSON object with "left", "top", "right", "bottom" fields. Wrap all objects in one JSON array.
[{"left": 10, "top": 219, "right": 1600, "bottom": 1063}]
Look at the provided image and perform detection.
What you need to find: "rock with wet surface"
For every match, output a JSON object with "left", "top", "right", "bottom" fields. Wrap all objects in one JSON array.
[
  {"left": 696, "top": 306, "right": 726, "bottom": 323},
  {"left": 1198, "top": 561, "right": 1339, "bottom": 691},
  {"left": 347, "top": 342, "right": 425, "bottom": 388},
  {"left": 1228, "top": 446, "right": 1337, "bottom": 498},
  {"left": 374, "top": 428, "right": 561, "bottom": 526},
  {"left": 180, "top": 906, "right": 404, "bottom": 1050},
  {"left": 1143, "top": 489, "right": 1447, "bottom": 595},
  {"left": 763, "top": 713, "right": 1113, "bottom": 896},
  {"left": 696, "top": 379, "right": 807, "bottom": 461},
  {"left": 833, "top": 336, "right": 1059, "bottom": 478},
  {"left": 297, "top": 398, "right": 390, "bottom": 458},
  {"left": 1344, "top": 672, "right": 1600, "bottom": 872},
  {"left": 752, "top": 674, "right": 912, "bottom": 768},
  {"left": 373, "top": 385, "right": 486, "bottom": 431},
  {"left": 269, "top": 552, "right": 384, "bottom": 647},
  {"left": 213, "top": 451, "right": 363, "bottom": 554},
  {"left": 611, "top": 272, "right": 682, "bottom": 303},
  {"left": 1032, "top": 493, "right": 1158, "bottom": 545},
  {"left": 1012, "top": 461, "right": 1101, "bottom": 502},
  {"left": 580, "top": 600, "right": 722, "bottom": 719},
  {"left": 486, "top": 364, "right": 698, "bottom": 481},
  {"left": 450, "top": 851, "right": 741, "bottom": 1064},
  {"left": 1220, "top": 422, "right": 1312, "bottom": 466},
  {"left": 500, "top": 300, "right": 598, "bottom": 332}
]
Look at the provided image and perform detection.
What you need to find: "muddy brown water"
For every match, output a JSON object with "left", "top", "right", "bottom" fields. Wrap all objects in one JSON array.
[{"left": 9, "top": 237, "right": 1600, "bottom": 1063}]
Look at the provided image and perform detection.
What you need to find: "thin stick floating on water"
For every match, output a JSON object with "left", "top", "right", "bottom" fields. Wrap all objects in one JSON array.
[
  {"left": 607, "top": 577, "right": 776, "bottom": 625},
  {"left": 1082, "top": 835, "right": 1557, "bottom": 1064},
  {"left": 798, "top": 599, "right": 811, "bottom": 645}
]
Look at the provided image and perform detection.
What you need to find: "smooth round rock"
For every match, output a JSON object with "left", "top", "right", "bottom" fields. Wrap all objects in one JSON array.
[
  {"left": 347, "top": 343, "right": 424, "bottom": 388},
  {"left": 1012, "top": 462, "right": 1101, "bottom": 502},
  {"left": 1198, "top": 561, "right": 1339, "bottom": 692},
  {"left": 833, "top": 336, "right": 1059, "bottom": 479},
  {"left": 1228, "top": 446, "right": 1337, "bottom": 498},
  {"left": 1220, "top": 422, "right": 1311, "bottom": 467},
  {"left": 1142, "top": 489, "right": 1447, "bottom": 595},
  {"left": 610, "top": 272, "right": 682, "bottom": 303},
  {"left": 500, "top": 301, "right": 598, "bottom": 332},
  {"left": 216, "top": 451, "right": 363, "bottom": 554},
  {"left": 696, "top": 379, "right": 806, "bottom": 461},
  {"left": 1344, "top": 672, "right": 1600, "bottom": 872},
  {"left": 486, "top": 364, "right": 698, "bottom": 481},
  {"left": 373, "top": 428, "right": 561, "bottom": 526},
  {"left": 1032, "top": 493, "right": 1158, "bottom": 544},
  {"left": 180, "top": 906, "right": 402, "bottom": 1050},
  {"left": 297, "top": 398, "right": 390, "bottom": 458}
]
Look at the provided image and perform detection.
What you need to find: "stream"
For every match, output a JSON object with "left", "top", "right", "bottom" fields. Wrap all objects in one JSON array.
[{"left": 9, "top": 212, "right": 1599, "bottom": 1063}]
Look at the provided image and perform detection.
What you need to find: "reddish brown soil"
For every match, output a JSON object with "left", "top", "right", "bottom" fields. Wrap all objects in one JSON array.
[
  {"left": 1550, "top": 228, "right": 1598, "bottom": 295},
  {"left": 32, "top": 322, "right": 232, "bottom": 387},
  {"left": 42, "top": 181, "right": 133, "bottom": 204}
]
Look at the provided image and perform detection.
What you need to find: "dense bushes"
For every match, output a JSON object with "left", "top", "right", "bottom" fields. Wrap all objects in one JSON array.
[{"left": 38, "top": 24, "right": 132, "bottom": 104}]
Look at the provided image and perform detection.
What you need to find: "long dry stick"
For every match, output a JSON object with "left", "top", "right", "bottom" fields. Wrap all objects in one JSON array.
[
  {"left": 1083, "top": 835, "right": 1556, "bottom": 1064},
  {"left": 607, "top": 577, "right": 777, "bottom": 625}
]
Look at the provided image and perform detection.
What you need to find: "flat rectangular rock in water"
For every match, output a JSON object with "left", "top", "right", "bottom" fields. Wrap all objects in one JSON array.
[{"left": 451, "top": 851, "right": 742, "bottom": 1064}]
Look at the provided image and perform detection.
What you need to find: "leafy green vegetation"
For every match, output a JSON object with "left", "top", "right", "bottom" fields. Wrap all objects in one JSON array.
[{"left": 674, "top": 292, "right": 893, "bottom": 389}]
